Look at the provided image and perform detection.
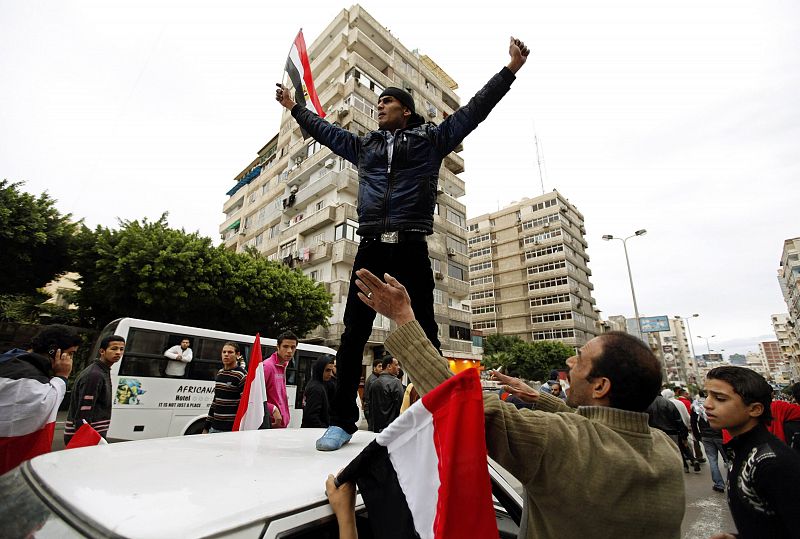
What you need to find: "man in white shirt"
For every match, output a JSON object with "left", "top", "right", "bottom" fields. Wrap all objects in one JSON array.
[{"left": 164, "top": 338, "right": 192, "bottom": 377}]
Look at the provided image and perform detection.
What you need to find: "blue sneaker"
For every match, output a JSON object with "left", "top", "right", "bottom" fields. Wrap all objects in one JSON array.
[{"left": 316, "top": 426, "right": 352, "bottom": 451}]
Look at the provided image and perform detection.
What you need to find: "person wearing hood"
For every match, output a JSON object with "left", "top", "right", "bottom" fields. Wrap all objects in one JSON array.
[
  {"left": 276, "top": 37, "right": 530, "bottom": 451},
  {"left": 301, "top": 356, "right": 336, "bottom": 429}
]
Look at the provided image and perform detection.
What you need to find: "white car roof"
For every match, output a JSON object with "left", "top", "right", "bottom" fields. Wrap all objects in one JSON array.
[{"left": 29, "top": 429, "right": 376, "bottom": 538}]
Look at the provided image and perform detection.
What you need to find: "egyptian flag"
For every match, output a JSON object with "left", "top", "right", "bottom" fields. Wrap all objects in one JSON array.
[
  {"left": 0, "top": 369, "right": 66, "bottom": 475},
  {"left": 65, "top": 420, "right": 108, "bottom": 449},
  {"left": 285, "top": 29, "right": 326, "bottom": 137},
  {"left": 233, "top": 334, "right": 270, "bottom": 431},
  {"left": 336, "top": 368, "right": 497, "bottom": 539}
]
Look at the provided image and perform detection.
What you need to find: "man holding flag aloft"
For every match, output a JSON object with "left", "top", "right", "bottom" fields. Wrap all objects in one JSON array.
[{"left": 276, "top": 36, "right": 530, "bottom": 451}]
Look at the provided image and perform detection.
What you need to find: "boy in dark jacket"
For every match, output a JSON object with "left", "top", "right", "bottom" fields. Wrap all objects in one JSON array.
[{"left": 705, "top": 366, "right": 800, "bottom": 539}]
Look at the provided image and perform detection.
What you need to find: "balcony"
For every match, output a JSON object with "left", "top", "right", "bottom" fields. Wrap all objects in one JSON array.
[
  {"left": 437, "top": 167, "right": 466, "bottom": 198},
  {"left": 447, "top": 276, "right": 470, "bottom": 298},
  {"left": 293, "top": 169, "right": 338, "bottom": 209},
  {"left": 287, "top": 146, "right": 335, "bottom": 187},
  {"left": 332, "top": 239, "right": 358, "bottom": 265},
  {"left": 447, "top": 307, "right": 471, "bottom": 324},
  {"left": 443, "top": 152, "right": 465, "bottom": 175},
  {"left": 297, "top": 243, "right": 333, "bottom": 268},
  {"left": 336, "top": 168, "right": 359, "bottom": 196},
  {"left": 444, "top": 339, "right": 472, "bottom": 353},
  {"left": 297, "top": 206, "right": 337, "bottom": 236},
  {"left": 347, "top": 30, "right": 391, "bottom": 74}
]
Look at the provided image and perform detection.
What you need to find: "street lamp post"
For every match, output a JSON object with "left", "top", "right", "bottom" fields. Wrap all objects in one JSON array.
[
  {"left": 602, "top": 229, "right": 647, "bottom": 338},
  {"left": 697, "top": 334, "right": 716, "bottom": 355},
  {"left": 674, "top": 314, "right": 700, "bottom": 382}
]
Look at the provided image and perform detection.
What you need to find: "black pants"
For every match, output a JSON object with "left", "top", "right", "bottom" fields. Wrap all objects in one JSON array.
[{"left": 331, "top": 238, "right": 441, "bottom": 433}]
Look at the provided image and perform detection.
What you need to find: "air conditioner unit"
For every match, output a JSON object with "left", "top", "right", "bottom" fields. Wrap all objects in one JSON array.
[
  {"left": 434, "top": 271, "right": 444, "bottom": 280},
  {"left": 447, "top": 247, "right": 456, "bottom": 256},
  {"left": 491, "top": 239, "right": 498, "bottom": 244},
  {"left": 324, "top": 158, "right": 336, "bottom": 169},
  {"left": 238, "top": 230, "right": 246, "bottom": 236},
  {"left": 427, "top": 107, "right": 437, "bottom": 118},
  {"left": 294, "top": 156, "right": 304, "bottom": 165}
]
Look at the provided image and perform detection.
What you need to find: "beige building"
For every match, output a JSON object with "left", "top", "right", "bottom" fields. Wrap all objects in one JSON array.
[
  {"left": 466, "top": 191, "right": 598, "bottom": 349},
  {"left": 777, "top": 237, "right": 800, "bottom": 381},
  {"left": 772, "top": 313, "right": 799, "bottom": 382},
  {"left": 218, "top": 5, "right": 477, "bottom": 366}
]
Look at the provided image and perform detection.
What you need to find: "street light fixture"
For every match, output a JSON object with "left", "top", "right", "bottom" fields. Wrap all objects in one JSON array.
[
  {"left": 602, "top": 229, "right": 647, "bottom": 338},
  {"left": 674, "top": 314, "right": 700, "bottom": 382}
]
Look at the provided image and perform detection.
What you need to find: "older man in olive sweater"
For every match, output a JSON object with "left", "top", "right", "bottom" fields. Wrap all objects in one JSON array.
[{"left": 353, "top": 269, "right": 685, "bottom": 539}]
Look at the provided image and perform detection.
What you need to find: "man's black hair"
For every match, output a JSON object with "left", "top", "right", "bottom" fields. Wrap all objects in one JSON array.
[
  {"left": 589, "top": 331, "right": 662, "bottom": 412},
  {"left": 277, "top": 331, "right": 299, "bottom": 346},
  {"left": 222, "top": 341, "right": 240, "bottom": 353},
  {"left": 99, "top": 335, "right": 125, "bottom": 350},
  {"left": 381, "top": 355, "right": 396, "bottom": 370},
  {"left": 30, "top": 325, "right": 82, "bottom": 354},
  {"left": 706, "top": 366, "right": 773, "bottom": 423}
]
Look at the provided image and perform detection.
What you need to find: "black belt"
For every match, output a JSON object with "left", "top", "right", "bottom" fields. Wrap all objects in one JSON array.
[{"left": 363, "top": 231, "right": 427, "bottom": 243}]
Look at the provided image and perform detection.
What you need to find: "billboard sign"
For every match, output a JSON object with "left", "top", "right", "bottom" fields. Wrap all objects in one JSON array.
[{"left": 639, "top": 315, "right": 670, "bottom": 333}]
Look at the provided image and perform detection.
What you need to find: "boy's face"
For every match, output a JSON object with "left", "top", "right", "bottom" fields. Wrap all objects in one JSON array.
[{"left": 704, "top": 378, "right": 763, "bottom": 436}]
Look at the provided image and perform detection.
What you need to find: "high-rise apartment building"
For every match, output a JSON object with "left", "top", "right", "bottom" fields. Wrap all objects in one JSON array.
[
  {"left": 759, "top": 341, "right": 782, "bottom": 373},
  {"left": 466, "top": 191, "right": 598, "bottom": 348},
  {"left": 219, "top": 6, "right": 476, "bottom": 367},
  {"left": 778, "top": 237, "right": 800, "bottom": 381},
  {"left": 772, "top": 313, "right": 799, "bottom": 381}
]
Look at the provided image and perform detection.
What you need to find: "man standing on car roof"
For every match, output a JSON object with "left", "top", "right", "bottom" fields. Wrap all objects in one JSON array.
[{"left": 276, "top": 37, "right": 530, "bottom": 451}]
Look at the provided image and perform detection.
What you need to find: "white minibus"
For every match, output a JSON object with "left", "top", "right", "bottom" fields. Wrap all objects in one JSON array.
[{"left": 89, "top": 317, "right": 337, "bottom": 440}]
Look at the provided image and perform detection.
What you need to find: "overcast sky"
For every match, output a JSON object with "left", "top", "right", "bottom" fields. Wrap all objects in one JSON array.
[{"left": 2, "top": 1, "right": 797, "bottom": 358}]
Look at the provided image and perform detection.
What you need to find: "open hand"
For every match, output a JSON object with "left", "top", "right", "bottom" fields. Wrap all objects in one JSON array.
[
  {"left": 355, "top": 269, "right": 415, "bottom": 326},
  {"left": 491, "top": 370, "right": 539, "bottom": 403}
]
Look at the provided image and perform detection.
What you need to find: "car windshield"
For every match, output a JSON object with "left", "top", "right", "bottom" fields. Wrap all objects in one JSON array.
[{"left": 0, "top": 466, "right": 77, "bottom": 537}]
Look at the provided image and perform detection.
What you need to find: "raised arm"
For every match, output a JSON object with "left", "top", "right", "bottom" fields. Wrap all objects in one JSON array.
[
  {"left": 275, "top": 83, "right": 360, "bottom": 164},
  {"left": 431, "top": 37, "right": 530, "bottom": 156}
]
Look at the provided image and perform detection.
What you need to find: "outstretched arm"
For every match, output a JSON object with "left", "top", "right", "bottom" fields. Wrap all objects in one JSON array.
[
  {"left": 432, "top": 37, "right": 530, "bottom": 156},
  {"left": 275, "top": 83, "right": 360, "bottom": 164},
  {"left": 326, "top": 475, "right": 358, "bottom": 539}
]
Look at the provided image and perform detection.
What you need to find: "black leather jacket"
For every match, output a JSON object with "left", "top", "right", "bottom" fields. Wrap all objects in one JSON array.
[{"left": 290, "top": 67, "right": 516, "bottom": 236}]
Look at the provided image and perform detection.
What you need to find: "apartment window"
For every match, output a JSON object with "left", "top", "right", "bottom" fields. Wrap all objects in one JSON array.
[
  {"left": 472, "top": 305, "right": 495, "bottom": 315},
  {"left": 531, "top": 198, "right": 558, "bottom": 212},
  {"left": 472, "top": 320, "right": 496, "bottom": 330},
  {"left": 532, "top": 329, "right": 575, "bottom": 341},
  {"left": 334, "top": 219, "right": 359, "bottom": 242},
  {"left": 528, "top": 276, "right": 568, "bottom": 291},
  {"left": 469, "top": 247, "right": 492, "bottom": 259},
  {"left": 433, "top": 288, "right": 444, "bottom": 305},
  {"left": 527, "top": 260, "right": 566, "bottom": 275},
  {"left": 531, "top": 310, "right": 573, "bottom": 324},
  {"left": 345, "top": 93, "right": 377, "bottom": 119},
  {"left": 315, "top": 200, "right": 326, "bottom": 212},
  {"left": 470, "top": 290, "right": 495, "bottom": 301},
  {"left": 254, "top": 233, "right": 264, "bottom": 248},
  {"left": 470, "top": 275, "right": 494, "bottom": 286},
  {"left": 449, "top": 323, "right": 471, "bottom": 341},
  {"left": 268, "top": 224, "right": 279, "bottom": 239},
  {"left": 521, "top": 213, "right": 560, "bottom": 230},
  {"left": 446, "top": 208, "right": 467, "bottom": 229},
  {"left": 307, "top": 140, "right": 322, "bottom": 158},
  {"left": 469, "top": 261, "right": 492, "bottom": 272},
  {"left": 447, "top": 262, "right": 467, "bottom": 281},
  {"left": 530, "top": 293, "right": 571, "bottom": 307},
  {"left": 309, "top": 270, "right": 319, "bottom": 281},
  {"left": 446, "top": 237, "right": 468, "bottom": 256},
  {"left": 279, "top": 240, "right": 297, "bottom": 259},
  {"left": 468, "top": 223, "right": 480, "bottom": 232},
  {"left": 468, "top": 233, "right": 491, "bottom": 246},
  {"left": 523, "top": 229, "right": 562, "bottom": 246}
]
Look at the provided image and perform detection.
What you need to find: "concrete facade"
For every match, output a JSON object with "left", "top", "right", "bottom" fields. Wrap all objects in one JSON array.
[
  {"left": 777, "top": 237, "right": 800, "bottom": 381},
  {"left": 218, "top": 6, "right": 478, "bottom": 365},
  {"left": 466, "top": 191, "right": 598, "bottom": 349}
]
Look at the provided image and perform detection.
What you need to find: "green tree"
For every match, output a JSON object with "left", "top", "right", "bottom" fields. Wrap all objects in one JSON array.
[
  {"left": 73, "top": 216, "right": 332, "bottom": 336},
  {"left": 483, "top": 333, "right": 573, "bottom": 381},
  {"left": 0, "top": 180, "right": 78, "bottom": 295}
]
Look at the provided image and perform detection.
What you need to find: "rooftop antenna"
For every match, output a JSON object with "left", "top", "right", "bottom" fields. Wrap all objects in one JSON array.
[{"left": 534, "top": 125, "right": 545, "bottom": 196}]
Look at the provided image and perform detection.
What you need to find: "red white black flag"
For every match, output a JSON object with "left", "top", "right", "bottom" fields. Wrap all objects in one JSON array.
[
  {"left": 285, "top": 30, "right": 326, "bottom": 119},
  {"left": 336, "top": 368, "right": 498, "bottom": 539},
  {"left": 232, "top": 334, "right": 269, "bottom": 431}
]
